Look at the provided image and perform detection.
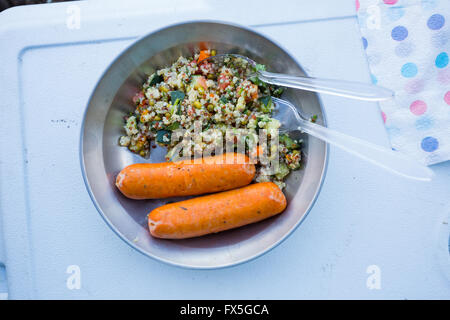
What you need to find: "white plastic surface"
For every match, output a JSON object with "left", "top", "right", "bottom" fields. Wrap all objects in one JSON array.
[{"left": 0, "top": 0, "right": 449, "bottom": 299}]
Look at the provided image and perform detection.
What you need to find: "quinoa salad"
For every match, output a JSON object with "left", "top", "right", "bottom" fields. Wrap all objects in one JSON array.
[{"left": 119, "top": 50, "right": 302, "bottom": 189}]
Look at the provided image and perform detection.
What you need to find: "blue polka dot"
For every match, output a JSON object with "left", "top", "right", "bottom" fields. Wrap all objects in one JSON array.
[
  {"left": 362, "top": 37, "right": 368, "bottom": 50},
  {"left": 435, "top": 52, "right": 449, "bottom": 68},
  {"left": 415, "top": 117, "right": 434, "bottom": 130},
  {"left": 427, "top": 14, "right": 445, "bottom": 30},
  {"left": 401, "top": 63, "right": 418, "bottom": 78},
  {"left": 421, "top": 136, "right": 439, "bottom": 152},
  {"left": 370, "top": 74, "right": 378, "bottom": 84},
  {"left": 391, "top": 26, "right": 408, "bottom": 41}
]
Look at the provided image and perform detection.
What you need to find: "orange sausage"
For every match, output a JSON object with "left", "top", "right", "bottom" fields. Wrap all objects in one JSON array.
[
  {"left": 148, "top": 182, "right": 287, "bottom": 239},
  {"left": 115, "top": 153, "right": 255, "bottom": 199}
]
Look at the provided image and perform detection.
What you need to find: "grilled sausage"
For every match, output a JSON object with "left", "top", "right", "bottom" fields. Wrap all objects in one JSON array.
[
  {"left": 115, "top": 153, "right": 255, "bottom": 199},
  {"left": 148, "top": 182, "right": 287, "bottom": 239}
]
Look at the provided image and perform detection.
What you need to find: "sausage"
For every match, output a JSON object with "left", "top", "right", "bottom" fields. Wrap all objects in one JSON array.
[
  {"left": 148, "top": 182, "right": 287, "bottom": 239},
  {"left": 115, "top": 153, "right": 255, "bottom": 199}
]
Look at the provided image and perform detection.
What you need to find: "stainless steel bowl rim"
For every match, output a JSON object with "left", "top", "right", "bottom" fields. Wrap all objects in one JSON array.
[{"left": 79, "top": 20, "right": 329, "bottom": 269}]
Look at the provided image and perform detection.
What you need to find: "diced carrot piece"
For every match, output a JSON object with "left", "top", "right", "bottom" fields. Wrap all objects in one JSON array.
[{"left": 197, "top": 50, "right": 210, "bottom": 63}]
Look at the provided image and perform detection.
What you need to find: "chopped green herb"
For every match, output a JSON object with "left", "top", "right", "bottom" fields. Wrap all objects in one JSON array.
[
  {"left": 255, "top": 116, "right": 269, "bottom": 130},
  {"left": 280, "top": 134, "right": 300, "bottom": 150},
  {"left": 255, "top": 64, "right": 266, "bottom": 71},
  {"left": 156, "top": 130, "right": 171, "bottom": 144},
  {"left": 166, "top": 122, "right": 180, "bottom": 130},
  {"left": 149, "top": 74, "right": 163, "bottom": 86},
  {"left": 275, "top": 162, "right": 290, "bottom": 180},
  {"left": 203, "top": 122, "right": 212, "bottom": 131},
  {"left": 169, "top": 91, "right": 185, "bottom": 104},
  {"left": 249, "top": 76, "right": 266, "bottom": 87},
  {"left": 258, "top": 96, "right": 273, "bottom": 113},
  {"left": 219, "top": 96, "right": 228, "bottom": 104},
  {"left": 272, "top": 87, "right": 284, "bottom": 97}
]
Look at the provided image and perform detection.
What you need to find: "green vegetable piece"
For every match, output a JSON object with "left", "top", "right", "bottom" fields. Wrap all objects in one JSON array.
[
  {"left": 272, "top": 87, "right": 284, "bottom": 97},
  {"left": 249, "top": 76, "right": 265, "bottom": 87},
  {"left": 203, "top": 122, "right": 212, "bottom": 131},
  {"left": 169, "top": 91, "right": 185, "bottom": 115},
  {"left": 255, "top": 64, "right": 266, "bottom": 71},
  {"left": 149, "top": 74, "right": 163, "bottom": 86},
  {"left": 219, "top": 96, "right": 228, "bottom": 104},
  {"left": 170, "top": 91, "right": 185, "bottom": 104},
  {"left": 156, "top": 130, "right": 171, "bottom": 144},
  {"left": 169, "top": 103, "right": 177, "bottom": 115},
  {"left": 255, "top": 116, "right": 269, "bottom": 130},
  {"left": 280, "top": 134, "right": 299, "bottom": 150},
  {"left": 257, "top": 116, "right": 267, "bottom": 122},
  {"left": 166, "top": 122, "right": 180, "bottom": 130},
  {"left": 258, "top": 96, "right": 273, "bottom": 113},
  {"left": 169, "top": 99, "right": 182, "bottom": 115},
  {"left": 275, "top": 162, "right": 290, "bottom": 180}
]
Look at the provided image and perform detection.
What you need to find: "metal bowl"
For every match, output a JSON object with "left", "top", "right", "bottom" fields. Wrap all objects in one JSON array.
[{"left": 80, "top": 21, "right": 328, "bottom": 269}]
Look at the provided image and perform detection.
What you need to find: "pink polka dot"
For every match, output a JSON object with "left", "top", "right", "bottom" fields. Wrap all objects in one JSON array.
[
  {"left": 356, "top": 0, "right": 360, "bottom": 11},
  {"left": 404, "top": 79, "right": 425, "bottom": 94},
  {"left": 444, "top": 91, "right": 450, "bottom": 105},
  {"left": 410, "top": 100, "right": 427, "bottom": 115},
  {"left": 383, "top": 0, "right": 398, "bottom": 4},
  {"left": 381, "top": 111, "right": 387, "bottom": 123}
]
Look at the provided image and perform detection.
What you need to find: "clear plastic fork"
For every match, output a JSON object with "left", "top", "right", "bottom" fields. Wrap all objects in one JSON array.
[{"left": 272, "top": 97, "right": 433, "bottom": 181}]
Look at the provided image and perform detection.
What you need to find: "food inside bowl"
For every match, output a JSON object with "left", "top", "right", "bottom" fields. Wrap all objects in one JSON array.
[
  {"left": 118, "top": 50, "right": 302, "bottom": 189},
  {"left": 115, "top": 152, "right": 287, "bottom": 239},
  {"left": 116, "top": 50, "right": 303, "bottom": 239}
]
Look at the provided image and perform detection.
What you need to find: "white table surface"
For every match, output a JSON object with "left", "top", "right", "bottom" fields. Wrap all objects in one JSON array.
[{"left": 0, "top": 0, "right": 449, "bottom": 299}]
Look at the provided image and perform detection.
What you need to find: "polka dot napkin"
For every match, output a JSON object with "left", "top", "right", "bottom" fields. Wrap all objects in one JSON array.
[{"left": 356, "top": 0, "right": 450, "bottom": 165}]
